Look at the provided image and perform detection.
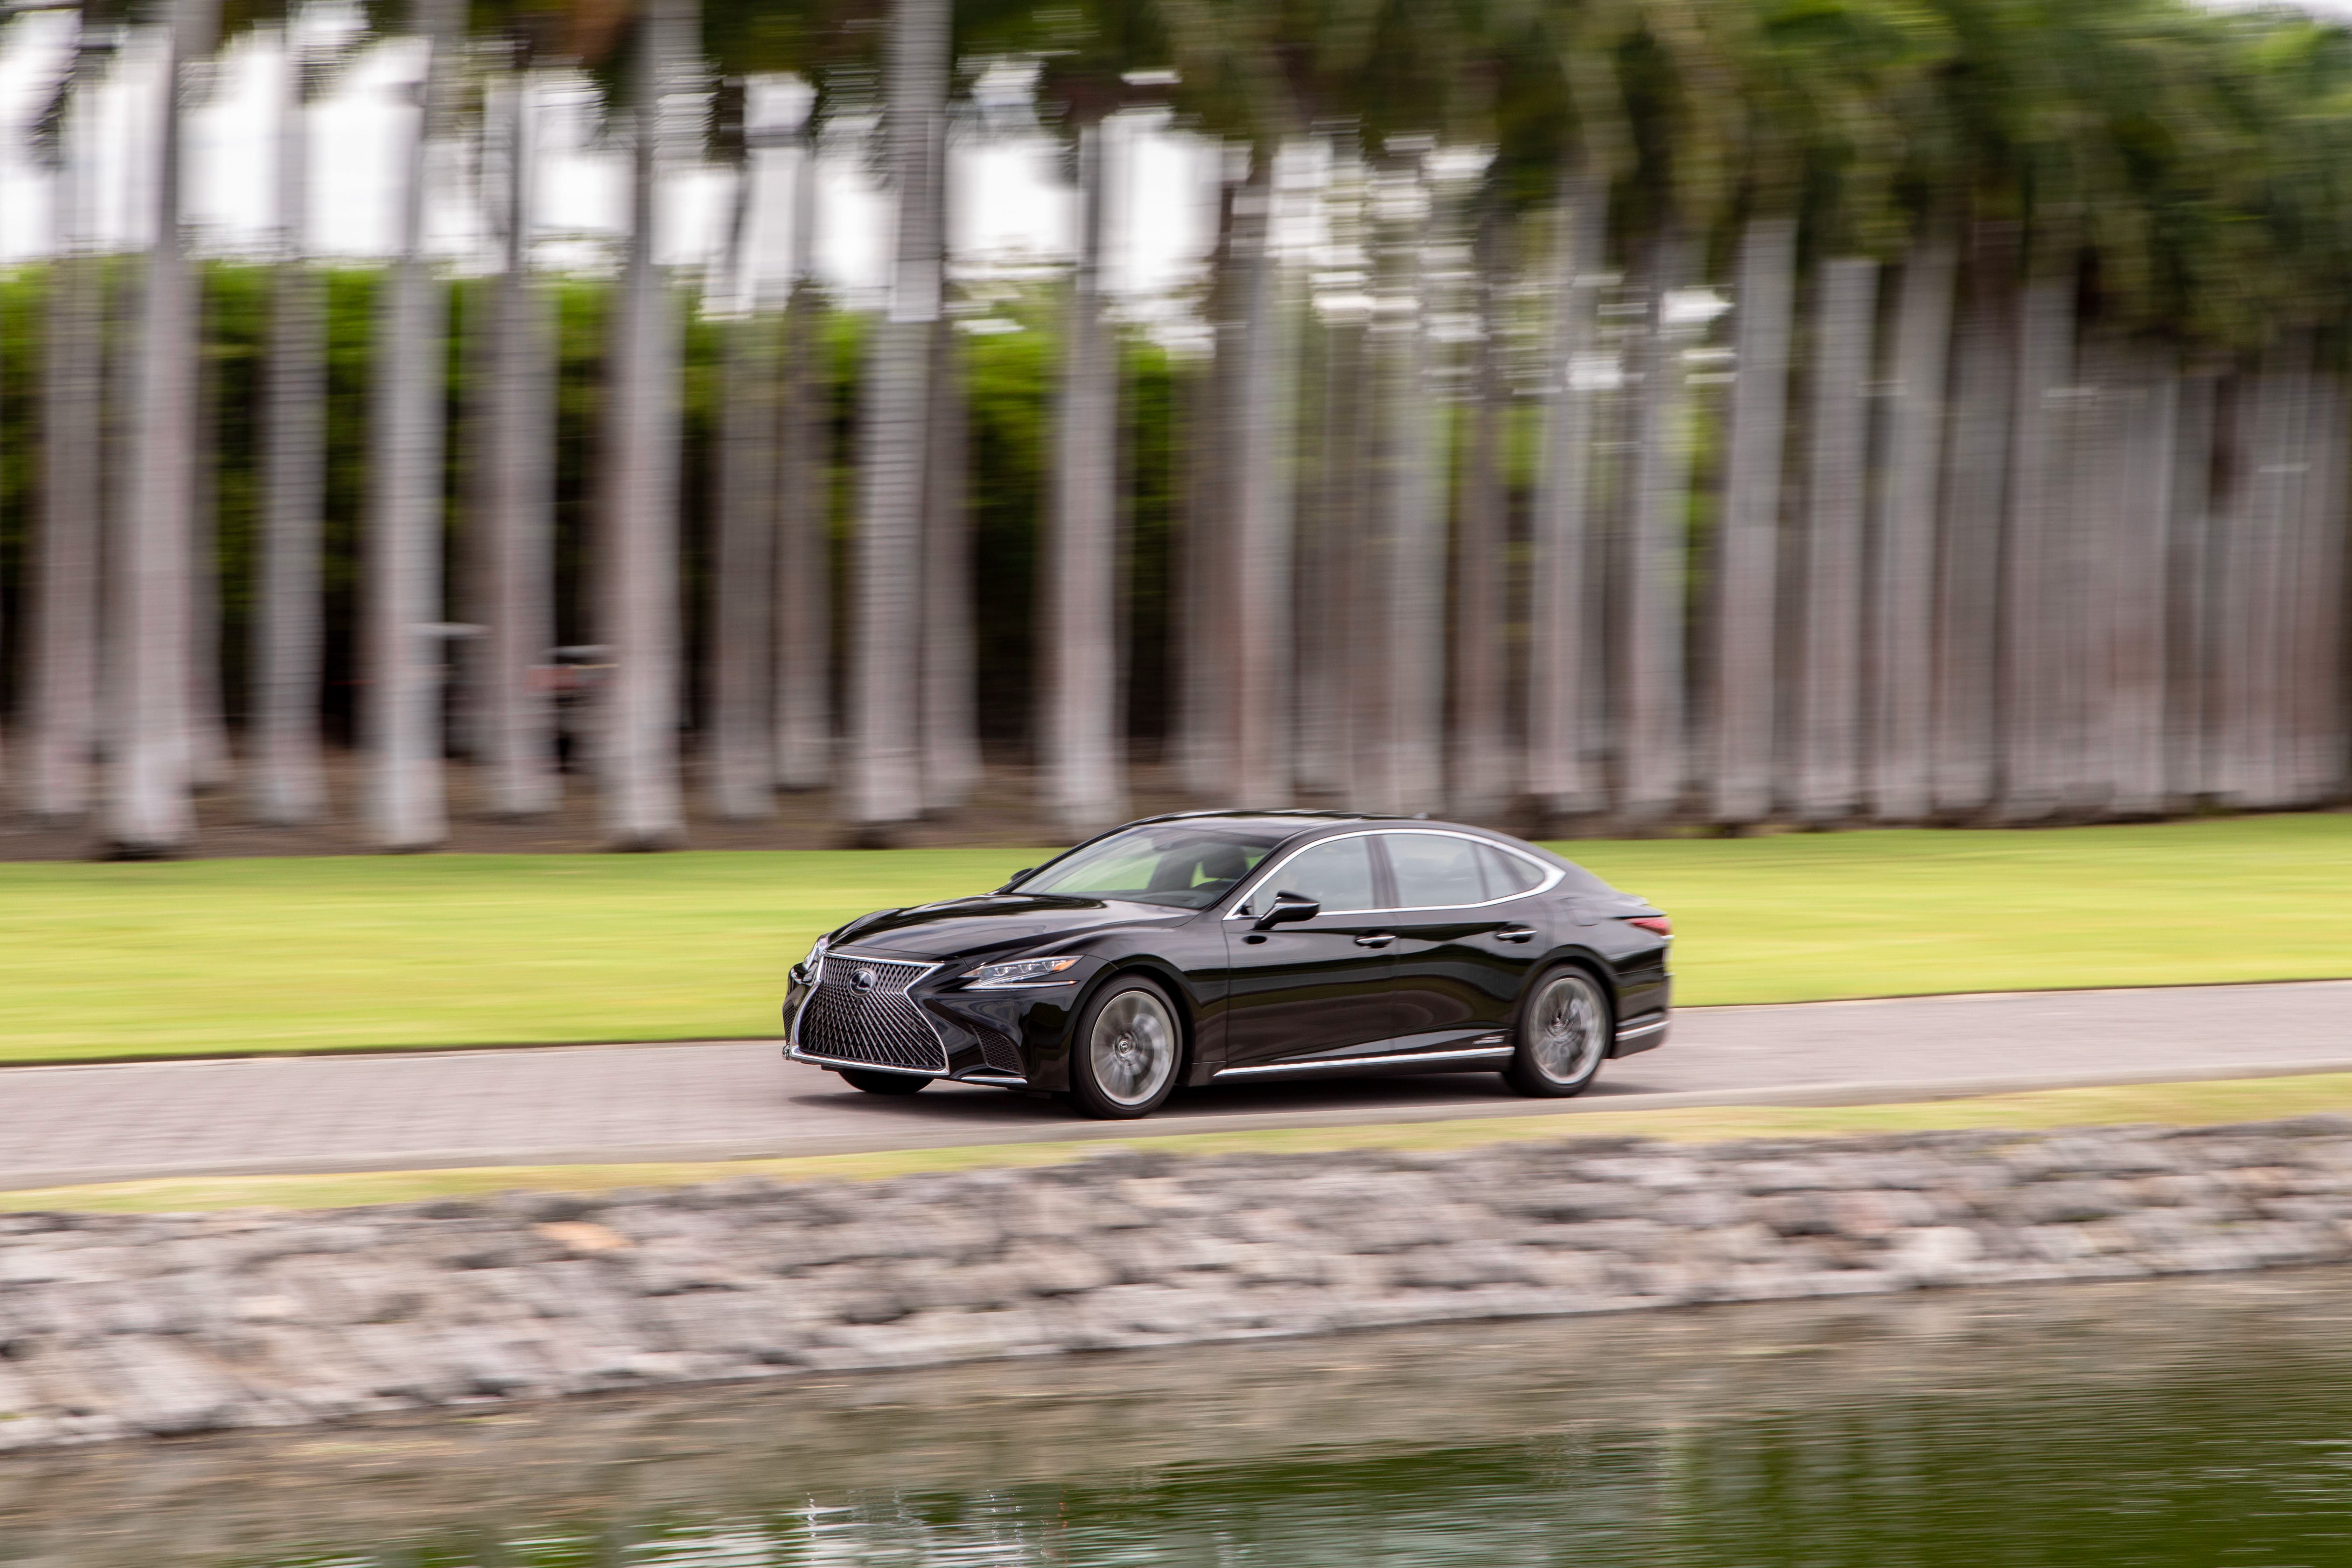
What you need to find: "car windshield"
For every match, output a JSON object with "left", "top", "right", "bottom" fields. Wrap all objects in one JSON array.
[{"left": 1017, "top": 824, "right": 1293, "bottom": 909}]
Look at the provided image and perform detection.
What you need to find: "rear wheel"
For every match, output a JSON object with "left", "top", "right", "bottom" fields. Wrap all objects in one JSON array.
[
  {"left": 1065, "top": 976, "right": 1183, "bottom": 1119},
  {"left": 1504, "top": 966, "right": 1610, "bottom": 1098},
  {"left": 838, "top": 1067, "right": 929, "bottom": 1095}
]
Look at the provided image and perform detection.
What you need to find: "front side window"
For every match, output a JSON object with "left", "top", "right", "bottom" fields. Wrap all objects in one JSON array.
[
  {"left": 1258, "top": 835, "right": 1380, "bottom": 913},
  {"left": 1018, "top": 825, "right": 1289, "bottom": 909}
]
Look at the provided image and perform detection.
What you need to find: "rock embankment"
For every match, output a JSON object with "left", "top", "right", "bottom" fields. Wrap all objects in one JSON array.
[{"left": 10, "top": 1115, "right": 2352, "bottom": 1450}]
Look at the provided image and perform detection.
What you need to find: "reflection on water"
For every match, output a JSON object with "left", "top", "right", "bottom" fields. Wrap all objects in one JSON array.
[{"left": 13, "top": 1270, "right": 2352, "bottom": 1565}]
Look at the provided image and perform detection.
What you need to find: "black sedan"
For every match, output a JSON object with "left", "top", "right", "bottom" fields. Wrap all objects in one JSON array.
[{"left": 781, "top": 811, "right": 1672, "bottom": 1119}]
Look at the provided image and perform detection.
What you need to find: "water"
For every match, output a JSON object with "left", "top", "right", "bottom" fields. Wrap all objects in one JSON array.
[{"left": 13, "top": 1270, "right": 2352, "bottom": 1566}]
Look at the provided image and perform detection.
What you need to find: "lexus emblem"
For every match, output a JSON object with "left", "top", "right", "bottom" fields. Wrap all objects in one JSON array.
[{"left": 852, "top": 967, "right": 879, "bottom": 993}]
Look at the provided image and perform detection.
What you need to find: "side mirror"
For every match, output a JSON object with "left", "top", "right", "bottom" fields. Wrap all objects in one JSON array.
[
  {"left": 997, "top": 868, "right": 1036, "bottom": 894},
  {"left": 1254, "top": 890, "right": 1321, "bottom": 931}
]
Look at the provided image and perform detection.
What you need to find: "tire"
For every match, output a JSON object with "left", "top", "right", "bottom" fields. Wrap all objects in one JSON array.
[
  {"left": 1504, "top": 965, "right": 1610, "bottom": 1098},
  {"left": 1064, "top": 975, "right": 1184, "bottom": 1120},
  {"left": 838, "top": 1067, "right": 930, "bottom": 1095}
]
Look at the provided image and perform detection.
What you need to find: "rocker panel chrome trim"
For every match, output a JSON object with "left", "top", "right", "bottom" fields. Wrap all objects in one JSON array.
[{"left": 1211, "top": 1044, "right": 1513, "bottom": 1080}]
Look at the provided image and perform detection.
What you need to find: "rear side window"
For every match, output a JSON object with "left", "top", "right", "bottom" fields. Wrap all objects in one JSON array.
[
  {"left": 1264, "top": 835, "right": 1380, "bottom": 913},
  {"left": 1478, "top": 843, "right": 1547, "bottom": 897},
  {"left": 1386, "top": 833, "right": 1489, "bottom": 908}
]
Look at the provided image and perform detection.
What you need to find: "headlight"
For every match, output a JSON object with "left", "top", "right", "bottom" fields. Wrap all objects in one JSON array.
[
  {"left": 961, "top": 956, "right": 1081, "bottom": 988},
  {"left": 793, "top": 935, "right": 830, "bottom": 983}
]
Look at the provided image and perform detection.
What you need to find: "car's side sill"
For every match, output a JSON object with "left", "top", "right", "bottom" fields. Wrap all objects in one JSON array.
[{"left": 1212, "top": 1045, "right": 1513, "bottom": 1081}]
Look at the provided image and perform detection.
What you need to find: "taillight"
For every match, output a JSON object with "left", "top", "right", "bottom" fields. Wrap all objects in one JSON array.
[{"left": 1624, "top": 916, "right": 1672, "bottom": 937}]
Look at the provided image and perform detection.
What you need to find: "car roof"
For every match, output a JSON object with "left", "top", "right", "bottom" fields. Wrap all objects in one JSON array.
[
  {"left": 1118, "top": 810, "right": 1535, "bottom": 846},
  {"left": 1124, "top": 818, "right": 1411, "bottom": 841}
]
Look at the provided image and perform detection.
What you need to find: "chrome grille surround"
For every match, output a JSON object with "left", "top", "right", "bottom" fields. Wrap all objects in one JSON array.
[{"left": 795, "top": 954, "right": 949, "bottom": 1072}]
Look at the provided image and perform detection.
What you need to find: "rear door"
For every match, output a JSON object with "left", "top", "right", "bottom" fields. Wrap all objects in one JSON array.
[
  {"left": 1378, "top": 831, "right": 1552, "bottom": 1051},
  {"left": 1216, "top": 832, "right": 1399, "bottom": 1072}
]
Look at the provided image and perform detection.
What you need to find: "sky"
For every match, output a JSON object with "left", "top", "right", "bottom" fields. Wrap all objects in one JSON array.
[{"left": 0, "top": 6, "right": 1226, "bottom": 321}]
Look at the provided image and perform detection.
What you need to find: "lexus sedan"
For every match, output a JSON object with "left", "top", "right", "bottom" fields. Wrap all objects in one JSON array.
[{"left": 781, "top": 810, "right": 1672, "bottom": 1119}]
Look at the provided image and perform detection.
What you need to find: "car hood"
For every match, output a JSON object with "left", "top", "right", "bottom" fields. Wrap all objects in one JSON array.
[{"left": 826, "top": 894, "right": 1196, "bottom": 963}]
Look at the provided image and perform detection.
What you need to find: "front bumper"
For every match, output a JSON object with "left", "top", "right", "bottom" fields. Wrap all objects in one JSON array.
[{"left": 781, "top": 954, "right": 1087, "bottom": 1089}]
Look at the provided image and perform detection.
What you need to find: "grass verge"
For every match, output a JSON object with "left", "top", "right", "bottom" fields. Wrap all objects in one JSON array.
[
  {"left": 4, "top": 814, "right": 2348, "bottom": 1063},
  {"left": 12, "top": 1070, "right": 2352, "bottom": 1213}
]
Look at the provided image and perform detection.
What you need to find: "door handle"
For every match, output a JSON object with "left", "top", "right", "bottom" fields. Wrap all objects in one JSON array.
[
  {"left": 1497, "top": 926, "right": 1538, "bottom": 944},
  {"left": 1353, "top": 933, "right": 1394, "bottom": 948}
]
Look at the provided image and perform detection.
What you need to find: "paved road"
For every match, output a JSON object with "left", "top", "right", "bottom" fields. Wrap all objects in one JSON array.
[{"left": 5, "top": 980, "right": 2350, "bottom": 1191}]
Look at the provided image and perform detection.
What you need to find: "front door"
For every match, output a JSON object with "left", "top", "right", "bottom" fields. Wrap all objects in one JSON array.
[
  {"left": 1379, "top": 831, "right": 1548, "bottom": 1051},
  {"left": 1217, "top": 833, "right": 1396, "bottom": 1071}
]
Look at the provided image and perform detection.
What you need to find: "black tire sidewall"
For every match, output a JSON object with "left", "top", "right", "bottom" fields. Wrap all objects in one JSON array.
[
  {"left": 1066, "top": 975, "right": 1183, "bottom": 1120},
  {"left": 1506, "top": 964, "right": 1611, "bottom": 1097}
]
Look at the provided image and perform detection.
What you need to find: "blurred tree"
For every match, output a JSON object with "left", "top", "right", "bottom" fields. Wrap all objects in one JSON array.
[
  {"left": 23, "top": 7, "right": 111, "bottom": 822},
  {"left": 106, "top": 0, "right": 220, "bottom": 857}
]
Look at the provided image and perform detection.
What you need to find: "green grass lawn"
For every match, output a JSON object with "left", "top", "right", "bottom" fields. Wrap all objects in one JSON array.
[{"left": 2, "top": 815, "right": 2348, "bottom": 1063}]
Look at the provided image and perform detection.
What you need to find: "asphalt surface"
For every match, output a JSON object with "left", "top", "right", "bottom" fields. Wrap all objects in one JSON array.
[{"left": 5, "top": 980, "right": 2350, "bottom": 1191}]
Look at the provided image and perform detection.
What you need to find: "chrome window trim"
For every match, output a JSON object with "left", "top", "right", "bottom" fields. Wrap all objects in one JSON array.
[{"left": 1223, "top": 828, "right": 1564, "bottom": 919}]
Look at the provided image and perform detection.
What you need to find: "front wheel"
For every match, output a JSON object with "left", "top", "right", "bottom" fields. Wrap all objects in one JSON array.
[
  {"left": 838, "top": 1067, "right": 929, "bottom": 1095},
  {"left": 1064, "top": 976, "right": 1183, "bottom": 1119},
  {"left": 1504, "top": 966, "right": 1610, "bottom": 1098}
]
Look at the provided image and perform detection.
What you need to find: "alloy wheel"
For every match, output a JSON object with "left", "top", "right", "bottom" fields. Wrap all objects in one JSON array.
[
  {"left": 1089, "top": 988, "right": 1178, "bottom": 1107},
  {"left": 1529, "top": 972, "right": 1605, "bottom": 1085}
]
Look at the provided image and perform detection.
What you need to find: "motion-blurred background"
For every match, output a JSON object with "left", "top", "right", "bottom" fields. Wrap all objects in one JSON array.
[{"left": 0, "top": 0, "right": 2345, "bottom": 858}]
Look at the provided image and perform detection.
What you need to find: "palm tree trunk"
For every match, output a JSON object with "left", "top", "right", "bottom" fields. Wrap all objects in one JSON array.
[
  {"left": 598, "top": 0, "right": 694, "bottom": 849},
  {"left": 1043, "top": 119, "right": 1125, "bottom": 834},
  {"left": 921, "top": 318, "right": 980, "bottom": 810},
  {"left": 707, "top": 158, "right": 777, "bottom": 822},
  {"left": 1996, "top": 267, "right": 2075, "bottom": 822},
  {"left": 27, "top": 63, "right": 102, "bottom": 822},
  {"left": 479, "top": 69, "right": 559, "bottom": 818},
  {"left": 2107, "top": 348, "right": 2175, "bottom": 819},
  {"left": 1362, "top": 154, "right": 1442, "bottom": 816},
  {"left": 847, "top": 0, "right": 946, "bottom": 839},
  {"left": 1931, "top": 232, "right": 2015, "bottom": 819},
  {"left": 2164, "top": 369, "right": 2218, "bottom": 808},
  {"left": 2216, "top": 353, "right": 2306, "bottom": 812},
  {"left": 1294, "top": 315, "right": 1336, "bottom": 796},
  {"left": 364, "top": 0, "right": 458, "bottom": 851},
  {"left": 250, "top": 22, "right": 326, "bottom": 825},
  {"left": 2297, "top": 373, "right": 2350, "bottom": 802},
  {"left": 2062, "top": 341, "right": 2123, "bottom": 818},
  {"left": 1229, "top": 147, "right": 1298, "bottom": 810},
  {"left": 1864, "top": 229, "right": 1955, "bottom": 824},
  {"left": 187, "top": 334, "right": 231, "bottom": 793},
  {"left": 1320, "top": 309, "right": 1371, "bottom": 797},
  {"left": 1449, "top": 191, "right": 1508, "bottom": 821},
  {"left": 1176, "top": 173, "right": 1240, "bottom": 800},
  {"left": 773, "top": 119, "right": 829, "bottom": 792},
  {"left": 105, "top": 0, "right": 218, "bottom": 857},
  {"left": 1528, "top": 170, "right": 1608, "bottom": 822},
  {"left": 1622, "top": 227, "right": 1699, "bottom": 825},
  {"left": 2269, "top": 351, "right": 2322, "bottom": 807},
  {"left": 2210, "top": 371, "right": 2259, "bottom": 810},
  {"left": 1708, "top": 215, "right": 1796, "bottom": 827},
  {"left": 1793, "top": 256, "right": 1878, "bottom": 824}
]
